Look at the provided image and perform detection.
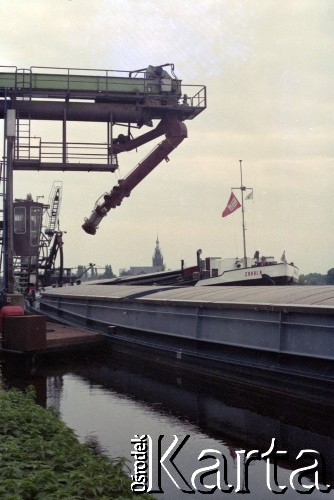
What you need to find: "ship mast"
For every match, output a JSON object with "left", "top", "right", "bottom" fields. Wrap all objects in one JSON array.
[
  {"left": 231, "top": 160, "right": 252, "bottom": 268},
  {"left": 239, "top": 160, "right": 247, "bottom": 268}
]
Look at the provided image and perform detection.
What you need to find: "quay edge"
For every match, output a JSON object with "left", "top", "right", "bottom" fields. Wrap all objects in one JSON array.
[{"left": 39, "top": 284, "right": 334, "bottom": 388}]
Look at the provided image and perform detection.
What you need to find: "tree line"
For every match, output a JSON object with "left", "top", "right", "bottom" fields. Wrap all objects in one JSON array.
[{"left": 300, "top": 268, "right": 334, "bottom": 285}]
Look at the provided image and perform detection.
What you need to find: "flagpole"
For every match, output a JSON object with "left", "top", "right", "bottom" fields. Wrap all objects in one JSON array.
[{"left": 239, "top": 160, "right": 247, "bottom": 268}]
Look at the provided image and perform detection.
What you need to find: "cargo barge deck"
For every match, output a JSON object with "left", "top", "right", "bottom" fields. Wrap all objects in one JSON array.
[{"left": 39, "top": 284, "right": 334, "bottom": 386}]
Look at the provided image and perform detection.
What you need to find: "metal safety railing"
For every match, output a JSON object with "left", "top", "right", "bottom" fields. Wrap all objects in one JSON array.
[
  {"left": 0, "top": 65, "right": 206, "bottom": 109},
  {"left": 0, "top": 65, "right": 180, "bottom": 97},
  {"left": 179, "top": 84, "right": 207, "bottom": 109},
  {"left": 14, "top": 139, "right": 116, "bottom": 166},
  {"left": 42, "top": 141, "right": 111, "bottom": 164}
]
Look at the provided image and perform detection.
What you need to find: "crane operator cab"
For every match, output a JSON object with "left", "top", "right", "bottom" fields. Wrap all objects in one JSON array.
[
  {"left": 12, "top": 195, "right": 44, "bottom": 296},
  {"left": 13, "top": 195, "right": 43, "bottom": 258}
]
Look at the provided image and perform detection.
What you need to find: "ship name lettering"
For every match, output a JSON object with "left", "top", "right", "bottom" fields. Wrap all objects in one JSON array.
[{"left": 245, "top": 270, "right": 262, "bottom": 277}]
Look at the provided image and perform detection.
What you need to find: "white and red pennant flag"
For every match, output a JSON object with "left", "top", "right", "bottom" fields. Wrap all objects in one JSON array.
[{"left": 222, "top": 192, "right": 241, "bottom": 217}]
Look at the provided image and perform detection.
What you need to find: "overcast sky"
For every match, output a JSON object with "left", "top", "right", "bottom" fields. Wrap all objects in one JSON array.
[{"left": 1, "top": 0, "right": 333, "bottom": 275}]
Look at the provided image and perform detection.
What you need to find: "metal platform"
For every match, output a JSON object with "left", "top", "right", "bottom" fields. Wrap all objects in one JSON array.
[
  {"left": 0, "top": 65, "right": 206, "bottom": 122},
  {"left": 0, "top": 319, "right": 106, "bottom": 356},
  {"left": 0, "top": 64, "right": 206, "bottom": 174}
]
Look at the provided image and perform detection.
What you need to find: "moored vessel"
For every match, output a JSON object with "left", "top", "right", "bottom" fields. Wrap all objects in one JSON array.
[
  {"left": 195, "top": 160, "right": 299, "bottom": 286},
  {"left": 194, "top": 253, "right": 299, "bottom": 286}
]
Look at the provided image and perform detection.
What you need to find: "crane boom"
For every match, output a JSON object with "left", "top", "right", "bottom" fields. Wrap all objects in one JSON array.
[
  {"left": 82, "top": 112, "right": 187, "bottom": 235},
  {"left": 44, "top": 181, "right": 62, "bottom": 240}
]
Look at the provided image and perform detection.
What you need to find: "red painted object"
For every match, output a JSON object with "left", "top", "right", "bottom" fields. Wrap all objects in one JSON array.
[{"left": 0, "top": 305, "right": 24, "bottom": 332}]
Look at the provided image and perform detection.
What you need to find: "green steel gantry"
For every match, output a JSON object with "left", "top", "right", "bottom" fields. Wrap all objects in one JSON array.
[{"left": 0, "top": 63, "right": 206, "bottom": 291}]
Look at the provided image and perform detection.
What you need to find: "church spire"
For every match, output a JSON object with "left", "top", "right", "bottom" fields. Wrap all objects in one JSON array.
[{"left": 152, "top": 235, "right": 164, "bottom": 269}]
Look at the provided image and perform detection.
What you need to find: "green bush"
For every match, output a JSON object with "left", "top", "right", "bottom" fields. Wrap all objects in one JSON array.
[{"left": 0, "top": 387, "right": 154, "bottom": 499}]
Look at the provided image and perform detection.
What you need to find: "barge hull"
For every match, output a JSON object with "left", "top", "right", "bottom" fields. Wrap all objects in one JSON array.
[{"left": 40, "top": 284, "right": 334, "bottom": 383}]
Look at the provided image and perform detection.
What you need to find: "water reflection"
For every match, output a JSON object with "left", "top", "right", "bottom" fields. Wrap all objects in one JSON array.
[{"left": 1, "top": 352, "right": 333, "bottom": 498}]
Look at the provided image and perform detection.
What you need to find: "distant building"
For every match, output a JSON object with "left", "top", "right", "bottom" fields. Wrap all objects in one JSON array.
[
  {"left": 152, "top": 236, "right": 164, "bottom": 268},
  {"left": 121, "top": 236, "right": 165, "bottom": 276}
]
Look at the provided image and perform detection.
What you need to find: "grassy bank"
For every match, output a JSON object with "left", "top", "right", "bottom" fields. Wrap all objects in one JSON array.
[{"left": 0, "top": 383, "right": 154, "bottom": 499}]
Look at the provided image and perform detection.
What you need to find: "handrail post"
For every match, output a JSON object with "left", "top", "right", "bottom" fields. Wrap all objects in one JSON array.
[
  {"left": 4, "top": 110, "right": 16, "bottom": 292},
  {"left": 62, "top": 108, "right": 67, "bottom": 165}
]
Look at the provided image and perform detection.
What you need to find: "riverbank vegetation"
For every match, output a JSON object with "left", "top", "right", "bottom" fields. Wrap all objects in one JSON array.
[
  {"left": 300, "top": 268, "right": 334, "bottom": 285},
  {"left": 0, "top": 379, "right": 153, "bottom": 499}
]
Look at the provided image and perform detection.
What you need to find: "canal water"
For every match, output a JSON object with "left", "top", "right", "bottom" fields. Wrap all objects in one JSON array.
[{"left": 1, "top": 351, "right": 333, "bottom": 499}]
